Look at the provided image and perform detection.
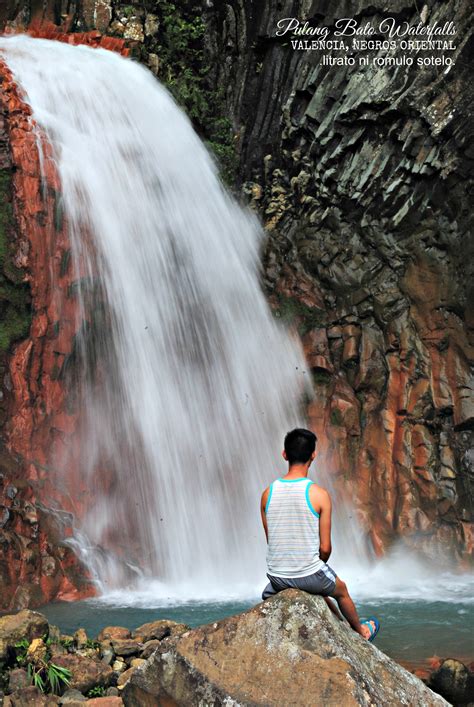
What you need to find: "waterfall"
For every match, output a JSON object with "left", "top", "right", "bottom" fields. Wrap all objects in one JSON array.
[{"left": 0, "top": 35, "right": 315, "bottom": 597}]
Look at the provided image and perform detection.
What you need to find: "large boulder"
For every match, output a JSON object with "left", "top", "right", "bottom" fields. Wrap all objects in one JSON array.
[
  {"left": 123, "top": 590, "right": 449, "bottom": 706},
  {"left": 0, "top": 610, "right": 49, "bottom": 662}
]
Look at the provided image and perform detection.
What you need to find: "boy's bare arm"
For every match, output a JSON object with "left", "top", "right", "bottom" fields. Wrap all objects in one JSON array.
[
  {"left": 310, "top": 484, "right": 332, "bottom": 561},
  {"left": 260, "top": 488, "right": 269, "bottom": 542}
]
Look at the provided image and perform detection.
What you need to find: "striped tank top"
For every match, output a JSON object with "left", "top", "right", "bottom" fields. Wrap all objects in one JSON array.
[{"left": 265, "top": 477, "right": 324, "bottom": 578}]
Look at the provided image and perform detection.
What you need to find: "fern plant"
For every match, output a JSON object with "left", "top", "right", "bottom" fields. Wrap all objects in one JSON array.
[
  {"left": 27, "top": 661, "right": 71, "bottom": 694},
  {"left": 14, "top": 639, "right": 30, "bottom": 667},
  {"left": 47, "top": 664, "right": 71, "bottom": 694},
  {"left": 27, "top": 664, "right": 46, "bottom": 692}
]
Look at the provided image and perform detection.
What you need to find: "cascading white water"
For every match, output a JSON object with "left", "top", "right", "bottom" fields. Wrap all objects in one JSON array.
[{"left": 0, "top": 35, "right": 319, "bottom": 596}]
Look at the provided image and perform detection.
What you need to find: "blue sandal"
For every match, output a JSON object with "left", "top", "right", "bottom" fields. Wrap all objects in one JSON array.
[{"left": 362, "top": 616, "right": 380, "bottom": 642}]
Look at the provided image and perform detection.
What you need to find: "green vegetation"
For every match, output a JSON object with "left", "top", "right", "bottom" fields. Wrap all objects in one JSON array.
[
  {"left": 119, "top": 5, "right": 137, "bottom": 19},
  {"left": 0, "top": 169, "right": 31, "bottom": 353},
  {"left": 88, "top": 685, "right": 106, "bottom": 697},
  {"left": 312, "top": 368, "right": 332, "bottom": 386},
  {"left": 147, "top": 1, "right": 237, "bottom": 184},
  {"left": 14, "top": 636, "right": 71, "bottom": 694},
  {"left": 14, "top": 638, "right": 30, "bottom": 667},
  {"left": 330, "top": 408, "right": 344, "bottom": 426},
  {"left": 59, "top": 636, "right": 74, "bottom": 649},
  {"left": 27, "top": 662, "right": 71, "bottom": 694},
  {"left": 27, "top": 664, "right": 46, "bottom": 692},
  {"left": 46, "top": 664, "right": 71, "bottom": 694},
  {"left": 273, "top": 293, "right": 326, "bottom": 335}
]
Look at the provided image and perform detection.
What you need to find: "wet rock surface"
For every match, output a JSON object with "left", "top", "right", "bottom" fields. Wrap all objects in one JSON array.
[
  {"left": 0, "top": 47, "right": 97, "bottom": 608},
  {"left": 123, "top": 589, "right": 449, "bottom": 706}
]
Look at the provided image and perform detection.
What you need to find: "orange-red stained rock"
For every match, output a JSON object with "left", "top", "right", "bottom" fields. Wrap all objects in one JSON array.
[{"left": 0, "top": 55, "right": 96, "bottom": 607}]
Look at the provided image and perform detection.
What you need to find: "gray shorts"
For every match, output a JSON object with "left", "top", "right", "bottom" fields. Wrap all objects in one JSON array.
[{"left": 262, "top": 563, "right": 337, "bottom": 600}]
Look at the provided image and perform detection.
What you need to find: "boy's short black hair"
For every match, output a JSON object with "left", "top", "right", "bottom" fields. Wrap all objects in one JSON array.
[{"left": 284, "top": 428, "right": 317, "bottom": 464}]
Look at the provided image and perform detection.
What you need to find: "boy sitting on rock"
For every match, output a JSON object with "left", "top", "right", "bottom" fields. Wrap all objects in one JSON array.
[{"left": 261, "top": 428, "right": 379, "bottom": 641}]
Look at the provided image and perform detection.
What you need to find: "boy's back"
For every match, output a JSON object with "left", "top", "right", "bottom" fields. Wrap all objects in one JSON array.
[
  {"left": 260, "top": 428, "right": 379, "bottom": 643},
  {"left": 264, "top": 477, "right": 327, "bottom": 578}
]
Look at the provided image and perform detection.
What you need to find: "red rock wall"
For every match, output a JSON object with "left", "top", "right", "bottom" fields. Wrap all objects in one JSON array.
[{"left": 0, "top": 25, "right": 129, "bottom": 609}]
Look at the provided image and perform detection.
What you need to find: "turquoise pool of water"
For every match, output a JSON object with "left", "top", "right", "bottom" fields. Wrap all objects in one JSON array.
[{"left": 40, "top": 598, "right": 474, "bottom": 667}]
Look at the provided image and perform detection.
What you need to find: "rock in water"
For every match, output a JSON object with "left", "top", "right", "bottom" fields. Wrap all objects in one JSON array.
[
  {"left": 428, "top": 659, "right": 474, "bottom": 705},
  {"left": 123, "top": 590, "right": 448, "bottom": 706}
]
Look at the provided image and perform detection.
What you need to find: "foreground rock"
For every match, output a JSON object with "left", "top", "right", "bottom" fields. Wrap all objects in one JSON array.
[
  {"left": 0, "top": 610, "right": 49, "bottom": 661},
  {"left": 123, "top": 590, "right": 448, "bottom": 706},
  {"left": 0, "top": 609, "right": 187, "bottom": 704},
  {"left": 53, "top": 654, "right": 114, "bottom": 693},
  {"left": 132, "top": 620, "right": 188, "bottom": 643},
  {"left": 3, "top": 686, "right": 59, "bottom": 705}
]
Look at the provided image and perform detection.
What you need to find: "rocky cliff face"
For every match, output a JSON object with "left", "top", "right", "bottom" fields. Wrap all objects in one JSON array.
[
  {"left": 0, "top": 0, "right": 472, "bottom": 608},
  {"left": 204, "top": 0, "right": 474, "bottom": 561}
]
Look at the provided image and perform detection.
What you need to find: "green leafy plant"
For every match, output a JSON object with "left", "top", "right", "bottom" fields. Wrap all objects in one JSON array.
[
  {"left": 27, "top": 664, "right": 46, "bottom": 692},
  {"left": 87, "top": 685, "right": 106, "bottom": 698},
  {"left": 14, "top": 638, "right": 30, "bottom": 666},
  {"left": 41, "top": 633, "right": 53, "bottom": 648},
  {"left": 27, "top": 660, "right": 71, "bottom": 694},
  {"left": 150, "top": 1, "right": 237, "bottom": 184},
  {"left": 84, "top": 638, "right": 100, "bottom": 650},
  {"left": 47, "top": 663, "right": 71, "bottom": 694}
]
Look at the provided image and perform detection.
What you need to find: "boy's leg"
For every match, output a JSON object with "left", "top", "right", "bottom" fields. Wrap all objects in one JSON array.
[
  {"left": 323, "top": 596, "right": 344, "bottom": 621},
  {"left": 330, "top": 577, "right": 374, "bottom": 640},
  {"left": 262, "top": 574, "right": 290, "bottom": 600}
]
